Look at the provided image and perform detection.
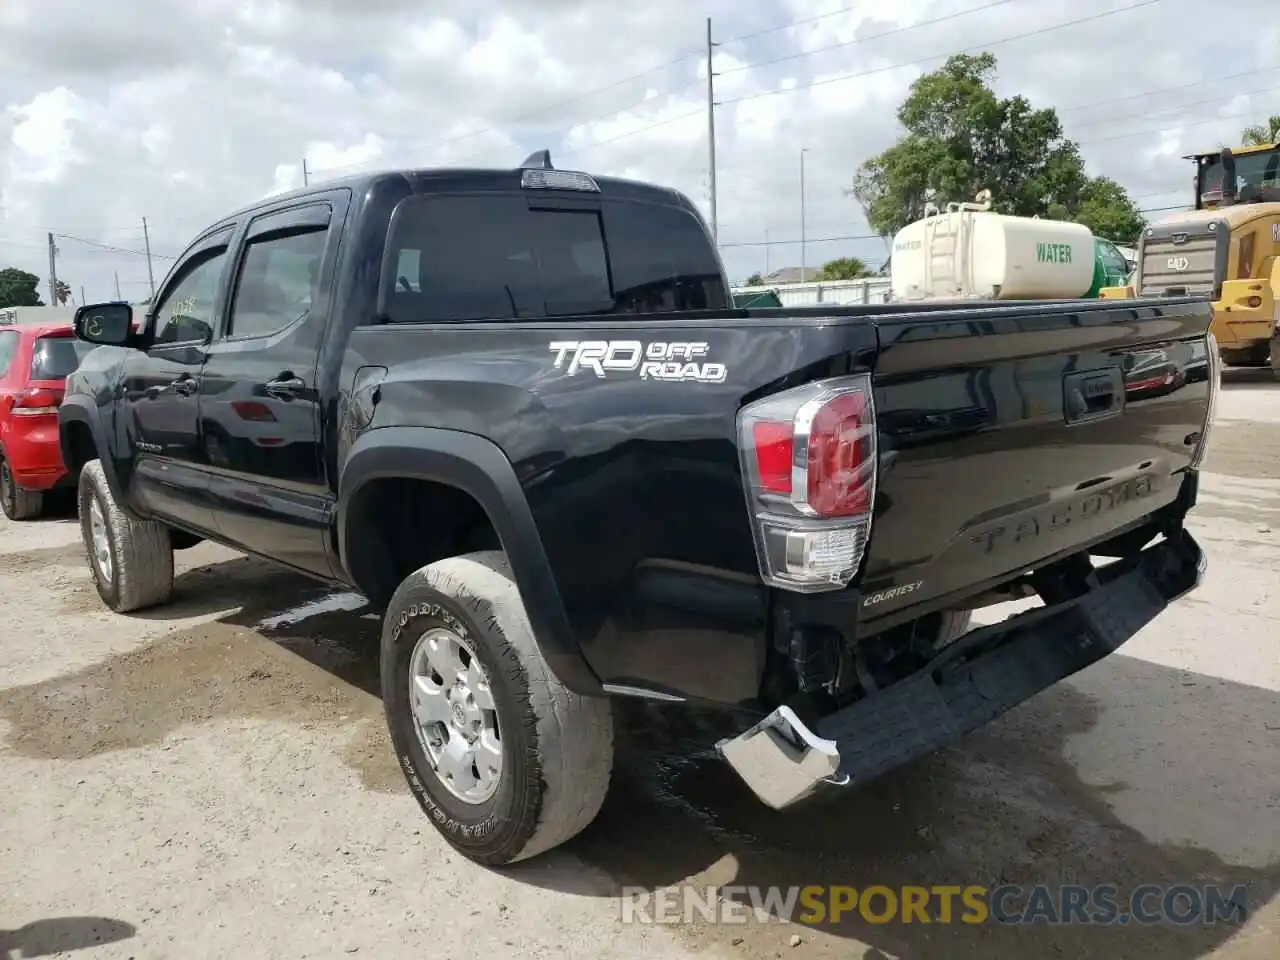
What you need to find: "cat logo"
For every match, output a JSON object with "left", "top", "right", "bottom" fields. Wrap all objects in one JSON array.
[{"left": 1166, "top": 256, "right": 1190, "bottom": 271}]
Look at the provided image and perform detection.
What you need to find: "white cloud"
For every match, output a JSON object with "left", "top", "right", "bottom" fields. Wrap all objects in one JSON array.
[{"left": 0, "top": 0, "right": 1274, "bottom": 295}]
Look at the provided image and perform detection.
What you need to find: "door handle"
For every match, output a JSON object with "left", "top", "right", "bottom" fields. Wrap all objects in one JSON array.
[{"left": 264, "top": 375, "right": 305, "bottom": 399}]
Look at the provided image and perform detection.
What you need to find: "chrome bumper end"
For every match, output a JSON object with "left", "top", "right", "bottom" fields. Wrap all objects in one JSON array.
[{"left": 715, "top": 705, "right": 847, "bottom": 811}]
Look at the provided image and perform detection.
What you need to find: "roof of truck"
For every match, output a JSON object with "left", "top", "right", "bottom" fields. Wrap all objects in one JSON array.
[
  {"left": 1184, "top": 141, "right": 1278, "bottom": 160},
  {"left": 212, "top": 152, "right": 693, "bottom": 231}
]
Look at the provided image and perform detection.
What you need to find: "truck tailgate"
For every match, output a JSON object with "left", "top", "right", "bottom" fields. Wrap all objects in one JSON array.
[{"left": 859, "top": 298, "right": 1213, "bottom": 621}]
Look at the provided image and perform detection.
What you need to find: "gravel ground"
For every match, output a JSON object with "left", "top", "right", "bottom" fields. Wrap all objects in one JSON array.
[{"left": 2, "top": 373, "right": 1277, "bottom": 960}]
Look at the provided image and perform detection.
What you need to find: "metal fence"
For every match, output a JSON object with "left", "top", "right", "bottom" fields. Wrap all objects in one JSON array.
[{"left": 728, "top": 277, "right": 892, "bottom": 307}]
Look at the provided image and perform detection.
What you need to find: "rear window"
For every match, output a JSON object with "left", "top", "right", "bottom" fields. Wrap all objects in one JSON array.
[
  {"left": 379, "top": 194, "right": 727, "bottom": 323},
  {"left": 30, "top": 336, "right": 96, "bottom": 380}
]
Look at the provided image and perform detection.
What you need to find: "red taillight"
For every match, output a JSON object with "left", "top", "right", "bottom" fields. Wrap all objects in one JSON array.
[
  {"left": 806, "top": 391, "right": 870, "bottom": 517},
  {"left": 752, "top": 421, "right": 794, "bottom": 493},
  {"left": 738, "top": 375, "right": 878, "bottom": 593},
  {"left": 10, "top": 387, "right": 62, "bottom": 416}
]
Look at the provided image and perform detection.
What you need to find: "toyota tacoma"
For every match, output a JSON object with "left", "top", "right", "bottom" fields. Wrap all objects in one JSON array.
[{"left": 60, "top": 151, "right": 1215, "bottom": 866}]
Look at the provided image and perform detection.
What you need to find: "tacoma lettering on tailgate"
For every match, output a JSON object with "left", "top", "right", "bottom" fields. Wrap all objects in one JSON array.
[{"left": 968, "top": 474, "right": 1158, "bottom": 555}]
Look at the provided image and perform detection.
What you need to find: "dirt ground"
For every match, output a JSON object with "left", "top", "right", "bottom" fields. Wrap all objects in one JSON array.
[{"left": 2, "top": 373, "right": 1278, "bottom": 960}]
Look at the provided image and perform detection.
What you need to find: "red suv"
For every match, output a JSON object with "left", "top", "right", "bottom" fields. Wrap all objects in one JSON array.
[{"left": 0, "top": 321, "right": 97, "bottom": 520}]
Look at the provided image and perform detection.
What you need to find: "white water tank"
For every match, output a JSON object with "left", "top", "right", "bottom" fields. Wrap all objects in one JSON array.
[{"left": 891, "top": 207, "right": 1095, "bottom": 300}]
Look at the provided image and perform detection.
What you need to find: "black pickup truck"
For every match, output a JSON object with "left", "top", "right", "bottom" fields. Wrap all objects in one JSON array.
[{"left": 60, "top": 152, "right": 1216, "bottom": 866}]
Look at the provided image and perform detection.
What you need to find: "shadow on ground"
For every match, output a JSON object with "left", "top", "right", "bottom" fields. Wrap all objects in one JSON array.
[
  {"left": 514, "top": 660, "right": 1280, "bottom": 959},
  {"left": 8, "top": 554, "right": 1279, "bottom": 959},
  {"left": 1220, "top": 367, "right": 1278, "bottom": 390},
  {"left": 0, "top": 916, "right": 135, "bottom": 956}
]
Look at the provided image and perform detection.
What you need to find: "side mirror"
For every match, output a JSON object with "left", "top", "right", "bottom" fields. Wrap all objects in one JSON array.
[{"left": 74, "top": 302, "right": 136, "bottom": 346}]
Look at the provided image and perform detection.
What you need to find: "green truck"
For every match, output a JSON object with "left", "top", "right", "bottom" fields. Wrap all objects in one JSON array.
[
  {"left": 732, "top": 288, "right": 784, "bottom": 308},
  {"left": 1087, "top": 236, "right": 1134, "bottom": 298}
]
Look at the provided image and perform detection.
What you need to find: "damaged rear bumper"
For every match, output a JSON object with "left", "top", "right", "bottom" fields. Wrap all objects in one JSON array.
[{"left": 716, "top": 529, "right": 1206, "bottom": 810}]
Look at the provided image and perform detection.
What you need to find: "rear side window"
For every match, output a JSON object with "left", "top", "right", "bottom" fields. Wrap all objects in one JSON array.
[
  {"left": 602, "top": 202, "right": 727, "bottom": 313},
  {"left": 379, "top": 194, "right": 726, "bottom": 323},
  {"left": 30, "top": 336, "right": 95, "bottom": 380},
  {"left": 0, "top": 331, "right": 18, "bottom": 377}
]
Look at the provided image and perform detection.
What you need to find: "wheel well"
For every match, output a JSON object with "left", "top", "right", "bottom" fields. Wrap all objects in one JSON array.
[
  {"left": 62, "top": 421, "right": 97, "bottom": 481},
  {"left": 343, "top": 477, "right": 501, "bottom": 609}
]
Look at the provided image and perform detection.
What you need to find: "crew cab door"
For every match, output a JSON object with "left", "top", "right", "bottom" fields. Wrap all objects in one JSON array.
[
  {"left": 120, "top": 226, "right": 233, "bottom": 533},
  {"left": 197, "top": 192, "right": 348, "bottom": 578}
]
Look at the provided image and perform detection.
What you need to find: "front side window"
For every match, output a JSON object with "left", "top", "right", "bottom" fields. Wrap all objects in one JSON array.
[
  {"left": 228, "top": 226, "right": 327, "bottom": 339},
  {"left": 153, "top": 246, "right": 229, "bottom": 345},
  {"left": 1198, "top": 147, "right": 1280, "bottom": 204}
]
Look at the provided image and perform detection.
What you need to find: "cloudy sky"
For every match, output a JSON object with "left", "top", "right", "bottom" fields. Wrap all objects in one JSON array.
[{"left": 0, "top": 0, "right": 1276, "bottom": 301}]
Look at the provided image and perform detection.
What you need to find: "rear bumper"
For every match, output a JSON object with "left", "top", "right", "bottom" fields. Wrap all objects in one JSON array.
[
  {"left": 716, "top": 528, "right": 1206, "bottom": 810},
  {"left": 2, "top": 417, "right": 68, "bottom": 490}
]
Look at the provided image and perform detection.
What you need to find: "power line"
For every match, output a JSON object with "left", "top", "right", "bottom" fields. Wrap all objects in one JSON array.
[
  {"left": 1070, "top": 83, "right": 1280, "bottom": 137},
  {"left": 54, "top": 233, "right": 177, "bottom": 261},
  {"left": 716, "top": 0, "right": 1019, "bottom": 76},
  {"left": 310, "top": 52, "right": 707, "bottom": 179},
  {"left": 716, "top": 1, "right": 913, "bottom": 47},
  {"left": 1056, "top": 63, "right": 1280, "bottom": 115},
  {"left": 717, "top": 0, "right": 1165, "bottom": 109},
  {"left": 1077, "top": 102, "right": 1277, "bottom": 147},
  {"left": 316, "top": 0, "right": 1127, "bottom": 179}
]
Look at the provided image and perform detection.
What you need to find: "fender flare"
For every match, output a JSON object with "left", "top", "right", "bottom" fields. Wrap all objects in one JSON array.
[
  {"left": 337, "top": 426, "right": 602, "bottom": 696},
  {"left": 57, "top": 399, "right": 127, "bottom": 506}
]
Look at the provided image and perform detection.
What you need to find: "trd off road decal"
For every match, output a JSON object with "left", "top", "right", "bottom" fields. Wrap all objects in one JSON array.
[{"left": 549, "top": 340, "right": 727, "bottom": 383}]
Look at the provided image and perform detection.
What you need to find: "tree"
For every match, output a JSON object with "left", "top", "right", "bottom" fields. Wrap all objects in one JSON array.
[
  {"left": 817, "top": 257, "right": 874, "bottom": 280},
  {"left": 54, "top": 279, "right": 72, "bottom": 306},
  {"left": 745, "top": 272, "right": 765, "bottom": 286},
  {"left": 1052, "top": 176, "right": 1145, "bottom": 244},
  {"left": 850, "top": 53, "right": 1147, "bottom": 242},
  {"left": 0, "top": 267, "right": 44, "bottom": 308},
  {"left": 1241, "top": 115, "right": 1280, "bottom": 146}
]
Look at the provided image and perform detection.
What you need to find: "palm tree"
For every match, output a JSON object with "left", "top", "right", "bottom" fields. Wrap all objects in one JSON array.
[
  {"left": 1241, "top": 115, "right": 1280, "bottom": 146},
  {"left": 54, "top": 279, "right": 72, "bottom": 305}
]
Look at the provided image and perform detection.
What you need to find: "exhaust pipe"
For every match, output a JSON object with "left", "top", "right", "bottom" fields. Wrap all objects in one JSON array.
[{"left": 1221, "top": 148, "right": 1237, "bottom": 203}]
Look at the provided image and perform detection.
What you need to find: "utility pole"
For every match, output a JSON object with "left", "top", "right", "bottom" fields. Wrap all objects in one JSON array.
[
  {"left": 47, "top": 233, "right": 58, "bottom": 305},
  {"left": 303, "top": 157, "right": 310, "bottom": 186},
  {"left": 80, "top": 285, "right": 86, "bottom": 306},
  {"left": 141, "top": 217, "right": 156, "bottom": 299},
  {"left": 114, "top": 271, "right": 122, "bottom": 300},
  {"left": 800, "top": 149, "right": 809, "bottom": 281},
  {"left": 706, "top": 17, "right": 718, "bottom": 242},
  {"left": 765, "top": 227, "right": 771, "bottom": 276}
]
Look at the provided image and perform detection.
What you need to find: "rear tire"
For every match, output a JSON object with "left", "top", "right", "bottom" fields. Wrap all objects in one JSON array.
[
  {"left": 78, "top": 459, "right": 174, "bottom": 612},
  {"left": 0, "top": 454, "right": 44, "bottom": 521},
  {"left": 382, "top": 549, "right": 614, "bottom": 866}
]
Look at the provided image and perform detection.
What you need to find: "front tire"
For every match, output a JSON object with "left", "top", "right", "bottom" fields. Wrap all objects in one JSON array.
[
  {"left": 0, "top": 454, "right": 44, "bottom": 521},
  {"left": 78, "top": 459, "right": 174, "bottom": 612},
  {"left": 382, "top": 550, "right": 614, "bottom": 866}
]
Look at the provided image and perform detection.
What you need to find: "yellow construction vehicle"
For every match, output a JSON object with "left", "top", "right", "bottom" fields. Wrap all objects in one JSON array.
[{"left": 1103, "top": 142, "right": 1280, "bottom": 372}]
